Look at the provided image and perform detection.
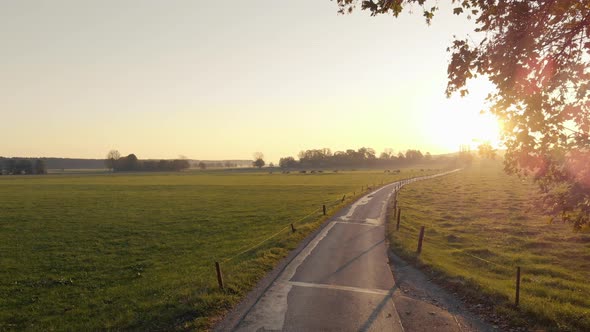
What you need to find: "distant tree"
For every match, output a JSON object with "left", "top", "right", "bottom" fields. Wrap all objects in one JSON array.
[
  {"left": 105, "top": 150, "right": 121, "bottom": 171},
  {"left": 253, "top": 152, "right": 265, "bottom": 169},
  {"left": 127, "top": 154, "right": 138, "bottom": 167},
  {"left": 298, "top": 148, "right": 333, "bottom": 168},
  {"left": 123, "top": 154, "right": 139, "bottom": 171},
  {"left": 34, "top": 159, "right": 47, "bottom": 174},
  {"left": 269, "top": 162, "right": 275, "bottom": 168},
  {"left": 198, "top": 161, "right": 206, "bottom": 170},
  {"left": 405, "top": 149, "right": 424, "bottom": 162},
  {"left": 253, "top": 158, "right": 265, "bottom": 168},
  {"left": 358, "top": 147, "right": 376, "bottom": 161},
  {"left": 477, "top": 143, "right": 497, "bottom": 160},
  {"left": 424, "top": 152, "right": 432, "bottom": 162},
  {"left": 279, "top": 156, "right": 298, "bottom": 169},
  {"left": 380, "top": 148, "right": 394, "bottom": 160},
  {"left": 113, "top": 153, "right": 139, "bottom": 172}
]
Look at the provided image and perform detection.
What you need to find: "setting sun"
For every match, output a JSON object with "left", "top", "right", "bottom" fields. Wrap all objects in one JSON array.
[
  {"left": 427, "top": 108, "right": 503, "bottom": 152},
  {"left": 422, "top": 76, "right": 502, "bottom": 153}
]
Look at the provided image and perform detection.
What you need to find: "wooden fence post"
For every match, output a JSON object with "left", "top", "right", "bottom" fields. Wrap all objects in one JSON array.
[
  {"left": 291, "top": 223, "right": 296, "bottom": 233},
  {"left": 215, "top": 262, "right": 224, "bottom": 290},
  {"left": 417, "top": 226, "right": 425, "bottom": 254},
  {"left": 323, "top": 204, "right": 326, "bottom": 215},
  {"left": 341, "top": 195, "right": 345, "bottom": 202},
  {"left": 396, "top": 208, "right": 401, "bottom": 231},
  {"left": 515, "top": 266, "right": 521, "bottom": 307}
]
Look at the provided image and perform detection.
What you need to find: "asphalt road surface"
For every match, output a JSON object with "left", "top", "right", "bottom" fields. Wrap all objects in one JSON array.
[{"left": 231, "top": 171, "right": 464, "bottom": 332}]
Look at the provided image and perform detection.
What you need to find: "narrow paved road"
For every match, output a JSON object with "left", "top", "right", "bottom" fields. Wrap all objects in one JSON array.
[{"left": 231, "top": 171, "right": 461, "bottom": 331}]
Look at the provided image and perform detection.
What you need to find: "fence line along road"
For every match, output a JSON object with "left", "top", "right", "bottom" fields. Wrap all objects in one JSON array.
[
  {"left": 393, "top": 171, "right": 525, "bottom": 307},
  {"left": 212, "top": 169, "right": 460, "bottom": 285}
]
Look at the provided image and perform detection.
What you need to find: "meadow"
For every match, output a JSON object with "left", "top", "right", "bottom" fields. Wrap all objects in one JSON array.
[
  {"left": 0, "top": 167, "right": 440, "bottom": 331},
  {"left": 389, "top": 160, "right": 590, "bottom": 331}
]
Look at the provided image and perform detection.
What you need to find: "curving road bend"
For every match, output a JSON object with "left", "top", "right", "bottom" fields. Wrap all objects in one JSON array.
[{"left": 231, "top": 171, "right": 460, "bottom": 332}]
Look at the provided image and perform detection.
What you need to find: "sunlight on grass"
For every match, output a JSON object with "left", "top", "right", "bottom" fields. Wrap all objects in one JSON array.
[
  {"left": 0, "top": 167, "right": 443, "bottom": 330},
  {"left": 389, "top": 160, "right": 590, "bottom": 331}
]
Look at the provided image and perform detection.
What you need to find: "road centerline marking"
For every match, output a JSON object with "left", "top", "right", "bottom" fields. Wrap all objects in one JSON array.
[
  {"left": 286, "top": 281, "right": 392, "bottom": 296},
  {"left": 334, "top": 221, "right": 383, "bottom": 227}
]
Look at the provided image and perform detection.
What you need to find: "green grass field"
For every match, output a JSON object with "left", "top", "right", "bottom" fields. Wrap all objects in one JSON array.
[
  {"left": 0, "top": 167, "right": 441, "bottom": 331},
  {"left": 389, "top": 160, "right": 590, "bottom": 331}
]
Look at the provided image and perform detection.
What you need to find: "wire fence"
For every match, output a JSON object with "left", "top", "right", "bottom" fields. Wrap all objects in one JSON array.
[
  {"left": 391, "top": 174, "right": 525, "bottom": 307},
  {"left": 209, "top": 169, "right": 453, "bottom": 290},
  {"left": 392, "top": 199, "right": 515, "bottom": 268},
  {"left": 221, "top": 206, "right": 323, "bottom": 264}
]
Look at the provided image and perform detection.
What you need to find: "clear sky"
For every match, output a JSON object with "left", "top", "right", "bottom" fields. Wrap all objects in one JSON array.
[{"left": 0, "top": 0, "right": 499, "bottom": 162}]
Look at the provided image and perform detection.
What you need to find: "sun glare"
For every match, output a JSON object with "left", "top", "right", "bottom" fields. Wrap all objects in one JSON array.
[
  {"left": 466, "top": 113, "right": 503, "bottom": 148},
  {"left": 427, "top": 109, "right": 503, "bottom": 153}
]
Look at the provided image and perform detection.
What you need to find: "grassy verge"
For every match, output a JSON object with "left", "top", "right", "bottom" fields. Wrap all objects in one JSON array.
[
  {"left": 388, "top": 160, "right": 590, "bottom": 331},
  {"left": 1, "top": 167, "right": 444, "bottom": 331}
]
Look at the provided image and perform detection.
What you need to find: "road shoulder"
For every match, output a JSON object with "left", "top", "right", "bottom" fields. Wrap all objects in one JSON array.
[
  {"left": 213, "top": 204, "right": 352, "bottom": 331},
  {"left": 388, "top": 251, "right": 494, "bottom": 332}
]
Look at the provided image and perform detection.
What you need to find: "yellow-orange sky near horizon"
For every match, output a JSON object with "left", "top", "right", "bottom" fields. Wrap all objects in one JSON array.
[{"left": 0, "top": 1, "right": 502, "bottom": 162}]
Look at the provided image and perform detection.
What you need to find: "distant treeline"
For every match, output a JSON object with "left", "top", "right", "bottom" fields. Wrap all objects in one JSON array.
[
  {"left": 0, "top": 158, "right": 47, "bottom": 175},
  {"left": 0, "top": 155, "right": 254, "bottom": 171},
  {"left": 105, "top": 153, "right": 190, "bottom": 172},
  {"left": 105, "top": 149, "right": 254, "bottom": 172},
  {"left": 0, "top": 157, "right": 105, "bottom": 170},
  {"left": 279, "top": 148, "right": 438, "bottom": 169},
  {"left": 191, "top": 160, "right": 251, "bottom": 169}
]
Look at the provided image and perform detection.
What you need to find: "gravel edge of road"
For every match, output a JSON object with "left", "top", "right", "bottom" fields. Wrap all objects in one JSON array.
[{"left": 386, "top": 248, "right": 496, "bottom": 332}]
